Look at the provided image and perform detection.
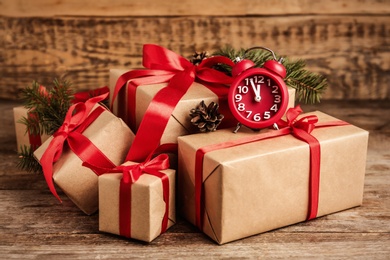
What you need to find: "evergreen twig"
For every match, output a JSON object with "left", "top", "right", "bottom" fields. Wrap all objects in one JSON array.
[
  {"left": 20, "top": 79, "right": 74, "bottom": 135},
  {"left": 213, "top": 46, "right": 327, "bottom": 104},
  {"left": 17, "top": 79, "right": 74, "bottom": 173},
  {"left": 17, "top": 145, "right": 42, "bottom": 174}
]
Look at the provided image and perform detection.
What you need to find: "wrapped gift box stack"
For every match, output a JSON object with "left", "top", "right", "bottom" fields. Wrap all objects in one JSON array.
[{"left": 15, "top": 44, "right": 369, "bottom": 244}]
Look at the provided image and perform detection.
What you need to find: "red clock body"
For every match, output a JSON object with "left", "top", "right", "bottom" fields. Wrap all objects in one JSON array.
[{"left": 228, "top": 63, "right": 289, "bottom": 129}]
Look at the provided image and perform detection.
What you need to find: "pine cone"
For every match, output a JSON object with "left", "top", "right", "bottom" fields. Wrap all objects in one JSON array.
[
  {"left": 190, "top": 51, "right": 209, "bottom": 65},
  {"left": 190, "top": 101, "right": 224, "bottom": 132}
]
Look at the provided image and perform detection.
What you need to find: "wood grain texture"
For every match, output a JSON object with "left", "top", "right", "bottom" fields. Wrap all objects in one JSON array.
[
  {"left": 1, "top": 14, "right": 389, "bottom": 101},
  {"left": 0, "top": 99, "right": 389, "bottom": 259},
  {"left": 0, "top": 0, "right": 389, "bottom": 16}
]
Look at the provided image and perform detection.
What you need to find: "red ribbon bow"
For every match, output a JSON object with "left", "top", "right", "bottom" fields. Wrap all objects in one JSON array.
[
  {"left": 39, "top": 92, "right": 116, "bottom": 202},
  {"left": 84, "top": 153, "right": 171, "bottom": 238},
  {"left": 194, "top": 105, "right": 349, "bottom": 229},
  {"left": 112, "top": 44, "right": 235, "bottom": 163}
]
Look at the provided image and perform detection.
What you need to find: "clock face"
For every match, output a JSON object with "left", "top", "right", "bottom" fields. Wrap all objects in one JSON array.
[{"left": 228, "top": 68, "right": 288, "bottom": 129}]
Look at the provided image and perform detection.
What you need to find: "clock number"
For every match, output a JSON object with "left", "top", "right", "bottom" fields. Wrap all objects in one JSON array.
[
  {"left": 256, "top": 76, "right": 264, "bottom": 84},
  {"left": 235, "top": 94, "right": 242, "bottom": 102},
  {"left": 237, "top": 103, "right": 245, "bottom": 111},
  {"left": 237, "top": 86, "right": 249, "bottom": 94},
  {"left": 274, "top": 95, "right": 281, "bottom": 103},
  {"left": 270, "top": 104, "right": 278, "bottom": 112},
  {"left": 253, "top": 113, "right": 261, "bottom": 121},
  {"left": 272, "top": 86, "right": 279, "bottom": 93},
  {"left": 246, "top": 110, "right": 252, "bottom": 118},
  {"left": 264, "top": 111, "right": 271, "bottom": 119},
  {"left": 267, "top": 79, "right": 272, "bottom": 86}
]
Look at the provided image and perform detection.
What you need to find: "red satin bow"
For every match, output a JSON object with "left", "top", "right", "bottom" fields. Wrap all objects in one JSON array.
[
  {"left": 39, "top": 92, "right": 116, "bottom": 202},
  {"left": 112, "top": 44, "right": 234, "bottom": 163},
  {"left": 85, "top": 153, "right": 170, "bottom": 181},
  {"left": 194, "top": 105, "right": 349, "bottom": 229}
]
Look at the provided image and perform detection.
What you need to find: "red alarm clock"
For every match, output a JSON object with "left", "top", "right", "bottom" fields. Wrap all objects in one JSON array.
[{"left": 228, "top": 47, "right": 289, "bottom": 132}]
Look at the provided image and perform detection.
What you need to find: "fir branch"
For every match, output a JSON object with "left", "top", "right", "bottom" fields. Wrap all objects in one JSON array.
[
  {"left": 17, "top": 145, "right": 42, "bottom": 174},
  {"left": 284, "top": 61, "right": 327, "bottom": 104},
  {"left": 20, "top": 79, "right": 74, "bottom": 135},
  {"left": 213, "top": 46, "right": 327, "bottom": 104},
  {"left": 18, "top": 113, "right": 40, "bottom": 136}
]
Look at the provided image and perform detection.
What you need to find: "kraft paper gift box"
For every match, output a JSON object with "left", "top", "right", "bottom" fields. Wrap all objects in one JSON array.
[
  {"left": 34, "top": 105, "right": 135, "bottom": 215},
  {"left": 178, "top": 111, "right": 369, "bottom": 244},
  {"left": 110, "top": 68, "right": 297, "bottom": 144},
  {"left": 13, "top": 106, "right": 50, "bottom": 152},
  {"left": 99, "top": 162, "right": 176, "bottom": 242}
]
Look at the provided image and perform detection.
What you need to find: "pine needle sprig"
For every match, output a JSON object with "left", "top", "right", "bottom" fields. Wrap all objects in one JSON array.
[
  {"left": 17, "top": 145, "right": 42, "bottom": 174},
  {"left": 283, "top": 58, "right": 327, "bottom": 104},
  {"left": 17, "top": 79, "right": 73, "bottom": 174},
  {"left": 18, "top": 112, "right": 40, "bottom": 136},
  {"left": 213, "top": 46, "right": 327, "bottom": 104},
  {"left": 20, "top": 79, "right": 74, "bottom": 135}
]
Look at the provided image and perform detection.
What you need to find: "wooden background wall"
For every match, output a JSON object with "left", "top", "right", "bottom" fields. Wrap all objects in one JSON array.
[{"left": 0, "top": 0, "right": 389, "bottom": 101}]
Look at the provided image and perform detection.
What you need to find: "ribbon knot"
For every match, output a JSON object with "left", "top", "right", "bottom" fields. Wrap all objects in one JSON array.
[
  {"left": 279, "top": 105, "right": 318, "bottom": 133},
  {"left": 55, "top": 123, "right": 70, "bottom": 137}
]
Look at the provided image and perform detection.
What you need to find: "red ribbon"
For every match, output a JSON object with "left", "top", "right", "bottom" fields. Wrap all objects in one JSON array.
[
  {"left": 39, "top": 93, "right": 116, "bottom": 202},
  {"left": 72, "top": 86, "right": 110, "bottom": 104},
  {"left": 83, "top": 153, "right": 171, "bottom": 238},
  {"left": 26, "top": 111, "right": 42, "bottom": 151},
  {"left": 194, "top": 105, "right": 349, "bottom": 229},
  {"left": 112, "top": 44, "right": 235, "bottom": 163}
]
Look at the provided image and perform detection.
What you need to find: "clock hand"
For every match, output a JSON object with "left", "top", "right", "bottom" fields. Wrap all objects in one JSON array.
[{"left": 250, "top": 79, "right": 261, "bottom": 102}]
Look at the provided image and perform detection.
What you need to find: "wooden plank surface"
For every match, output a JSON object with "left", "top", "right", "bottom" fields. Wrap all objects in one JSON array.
[
  {"left": 0, "top": 0, "right": 389, "bottom": 16},
  {"left": 1, "top": 14, "right": 389, "bottom": 101},
  {"left": 0, "top": 99, "right": 389, "bottom": 259}
]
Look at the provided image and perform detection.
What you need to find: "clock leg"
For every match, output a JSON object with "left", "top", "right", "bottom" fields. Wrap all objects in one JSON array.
[
  {"left": 233, "top": 123, "right": 242, "bottom": 133},
  {"left": 273, "top": 123, "right": 279, "bottom": 130}
]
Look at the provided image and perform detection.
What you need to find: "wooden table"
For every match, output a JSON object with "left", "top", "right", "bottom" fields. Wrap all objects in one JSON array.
[{"left": 1, "top": 99, "right": 389, "bottom": 259}]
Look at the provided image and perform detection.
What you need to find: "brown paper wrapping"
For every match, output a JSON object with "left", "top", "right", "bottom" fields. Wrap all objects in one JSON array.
[
  {"left": 178, "top": 111, "right": 369, "bottom": 244},
  {"left": 13, "top": 106, "right": 50, "bottom": 153},
  {"left": 98, "top": 165, "right": 176, "bottom": 242},
  {"left": 109, "top": 68, "right": 296, "bottom": 144},
  {"left": 34, "top": 106, "right": 135, "bottom": 215}
]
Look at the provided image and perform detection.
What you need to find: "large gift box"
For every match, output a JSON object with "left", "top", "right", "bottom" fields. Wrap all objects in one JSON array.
[
  {"left": 177, "top": 109, "right": 369, "bottom": 244},
  {"left": 99, "top": 157, "right": 176, "bottom": 242},
  {"left": 34, "top": 101, "right": 135, "bottom": 215},
  {"left": 110, "top": 69, "right": 296, "bottom": 143},
  {"left": 13, "top": 106, "right": 50, "bottom": 152}
]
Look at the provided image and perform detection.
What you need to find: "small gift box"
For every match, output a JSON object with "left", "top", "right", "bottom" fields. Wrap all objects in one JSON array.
[
  {"left": 178, "top": 107, "right": 369, "bottom": 244},
  {"left": 34, "top": 94, "right": 135, "bottom": 215},
  {"left": 13, "top": 106, "right": 50, "bottom": 152},
  {"left": 98, "top": 155, "right": 176, "bottom": 242}
]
